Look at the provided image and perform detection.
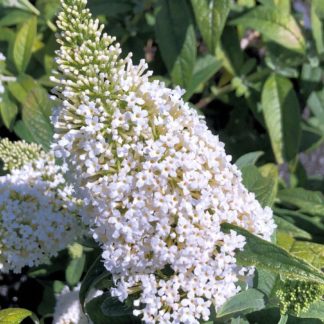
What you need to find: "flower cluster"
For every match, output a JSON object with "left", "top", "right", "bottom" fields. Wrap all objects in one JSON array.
[
  {"left": 53, "top": 284, "right": 102, "bottom": 324},
  {"left": 52, "top": 0, "right": 276, "bottom": 322},
  {"left": 0, "top": 138, "right": 43, "bottom": 171},
  {"left": 0, "top": 142, "right": 82, "bottom": 273},
  {"left": 276, "top": 280, "right": 324, "bottom": 315}
]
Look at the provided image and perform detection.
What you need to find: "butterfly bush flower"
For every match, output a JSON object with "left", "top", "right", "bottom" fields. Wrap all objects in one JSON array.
[
  {"left": 51, "top": 0, "right": 276, "bottom": 322},
  {"left": 0, "top": 140, "right": 82, "bottom": 273}
]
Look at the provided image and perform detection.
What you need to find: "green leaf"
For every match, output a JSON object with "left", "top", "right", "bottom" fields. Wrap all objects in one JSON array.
[
  {"left": 311, "top": 0, "right": 324, "bottom": 55},
  {"left": 80, "top": 255, "right": 112, "bottom": 310},
  {"left": 191, "top": 0, "right": 230, "bottom": 54},
  {"left": 261, "top": 74, "right": 301, "bottom": 163},
  {"left": 216, "top": 289, "right": 266, "bottom": 318},
  {"left": 278, "top": 188, "right": 324, "bottom": 217},
  {"left": 185, "top": 55, "right": 222, "bottom": 99},
  {"left": 0, "top": 94, "right": 18, "bottom": 129},
  {"left": 0, "top": 308, "right": 32, "bottom": 324},
  {"left": 274, "top": 216, "right": 312, "bottom": 240},
  {"left": 235, "top": 151, "right": 264, "bottom": 169},
  {"left": 155, "top": 0, "right": 196, "bottom": 89},
  {"left": 65, "top": 253, "right": 86, "bottom": 287},
  {"left": 308, "top": 90, "right": 324, "bottom": 121},
  {"left": 297, "top": 301, "right": 324, "bottom": 321},
  {"left": 231, "top": 6, "right": 305, "bottom": 53},
  {"left": 37, "top": 280, "right": 64, "bottom": 316},
  {"left": 0, "top": 9, "right": 33, "bottom": 27},
  {"left": 277, "top": 232, "right": 324, "bottom": 270},
  {"left": 254, "top": 269, "right": 279, "bottom": 298},
  {"left": 221, "top": 223, "right": 324, "bottom": 284},
  {"left": 86, "top": 293, "right": 139, "bottom": 324},
  {"left": 7, "top": 74, "right": 38, "bottom": 104},
  {"left": 307, "top": 90, "right": 324, "bottom": 133},
  {"left": 13, "top": 120, "right": 34, "bottom": 142},
  {"left": 22, "top": 87, "right": 53, "bottom": 150},
  {"left": 13, "top": 16, "right": 37, "bottom": 73},
  {"left": 264, "top": 42, "right": 303, "bottom": 78},
  {"left": 220, "top": 26, "right": 245, "bottom": 75},
  {"left": 1, "top": 0, "right": 40, "bottom": 15},
  {"left": 241, "top": 164, "right": 278, "bottom": 207},
  {"left": 300, "top": 64, "right": 322, "bottom": 101}
]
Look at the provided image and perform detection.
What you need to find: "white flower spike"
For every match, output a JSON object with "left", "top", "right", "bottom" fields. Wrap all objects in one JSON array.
[{"left": 52, "top": 0, "right": 276, "bottom": 322}]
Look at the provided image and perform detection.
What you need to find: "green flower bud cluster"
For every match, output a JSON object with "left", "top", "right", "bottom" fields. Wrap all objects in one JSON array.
[
  {"left": 0, "top": 138, "right": 44, "bottom": 172},
  {"left": 276, "top": 279, "right": 324, "bottom": 315}
]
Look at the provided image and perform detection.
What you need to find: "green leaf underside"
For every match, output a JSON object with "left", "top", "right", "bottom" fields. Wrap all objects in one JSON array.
[{"left": 222, "top": 223, "right": 324, "bottom": 284}]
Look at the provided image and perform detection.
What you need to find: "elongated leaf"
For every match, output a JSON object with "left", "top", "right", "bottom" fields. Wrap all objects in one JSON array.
[
  {"left": 277, "top": 232, "right": 324, "bottom": 270},
  {"left": 241, "top": 165, "right": 278, "bottom": 207},
  {"left": 235, "top": 151, "right": 264, "bottom": 169},
  {"left": 220, "top": 26, "right": 245, "bottom": 75},
  {"left": 185, "top": 55, "right": 222, "bottom": 99},
  {"left": 1, "top": 0, "right": 40, "bottom": 15},
  {"left": 274, "top": 216, "right": 312, "bottom": 240},
  {"left": 13, "top": 16, "right": 37, "bottom": 73},
  {"left": 222, "top": 223, "right": 324, "bottom": 284},
  {"left": 307, "top": 90, "right": 324, "bottom": 133},
  {"left": 0, "top": 308, "right": 32, "bottom": 324},
  {"left": 0, "top": 10, "right": 33, "bottom": 27},
  {"left": 231, "top": 6, "right": 305, "bottom": 53},
  {"left": 191, "top": 0, "right": 230, "bottom": 54},
  {"left": 7, "top": 74, "right": 38, "bottom": 104},
  {"left": 80, "top": 255, "right": 112, "bottom": 310},
  {"left": 0, "top": 94, "right": 18, "bottom": 129},
  {"left": 155, "top": 0, "right": 196, "bottom": 89},
  {"left": 65, "top": 253, "right": 86, "bottom": 287},
  {"left": 278, "top": 188, "right": 324, "bottom": 217},
  {"left": 311, "top": 0, "right": 324, "bottom": 55},
  {"left": 13, "top": 120, "right": 34, "bottom": 143},
  {"left": 22, "top": 87, "right": 53, "bottom": 150},
  {"left": 261, "top": 74, "right": 301, "bottom": 163},
  {"left": 216, "top": 289, "right": 265, "bottom": 318}
]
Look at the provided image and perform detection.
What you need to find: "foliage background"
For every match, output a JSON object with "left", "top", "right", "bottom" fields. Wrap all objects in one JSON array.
[{"left": 0, "top": 0, "right": 323, "bottom": 323}]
